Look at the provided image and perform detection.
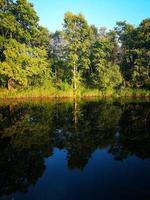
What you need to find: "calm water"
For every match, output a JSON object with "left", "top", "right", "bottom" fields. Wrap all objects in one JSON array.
[{"left": 0, "top": 99, "right": 150, "bottom": 200}]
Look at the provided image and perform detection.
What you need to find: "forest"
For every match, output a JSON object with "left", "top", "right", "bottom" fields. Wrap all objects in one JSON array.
[{"left": 0, "top": 0, "right": 150, "bottom": 97}]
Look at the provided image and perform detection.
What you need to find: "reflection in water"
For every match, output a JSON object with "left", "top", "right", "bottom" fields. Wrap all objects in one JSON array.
[{"left": 0, "top": 99, "right": 149, "bottom": 200}]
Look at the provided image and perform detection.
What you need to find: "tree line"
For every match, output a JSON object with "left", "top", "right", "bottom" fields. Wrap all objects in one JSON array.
[{"left": 0, "top": 0, "right": 150, "bottom": 93}]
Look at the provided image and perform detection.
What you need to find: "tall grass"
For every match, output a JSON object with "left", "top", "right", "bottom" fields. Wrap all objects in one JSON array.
[
  {"left": 0, "top": 86, "right": 149, "bottom": 99},
  {"left": 118, "top": 88, "right": 150, "bottom": 97}
]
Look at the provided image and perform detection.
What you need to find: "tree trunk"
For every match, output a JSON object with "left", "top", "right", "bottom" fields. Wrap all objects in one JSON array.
[{"left": 7, "top": 78, "right": 14, "bottom": 90}]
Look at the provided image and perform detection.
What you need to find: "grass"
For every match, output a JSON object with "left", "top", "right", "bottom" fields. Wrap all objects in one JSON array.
[
  {"left": 118, "top": 88, "right": 150, "bottom": 98},
  {"left": 0, "top": 87, "right": 150, "bottom": 99}
]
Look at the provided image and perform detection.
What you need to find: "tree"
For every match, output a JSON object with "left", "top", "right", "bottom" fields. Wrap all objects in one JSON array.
[
  {"left": 49, "top": 31, "right": 69, "bottom": 84},
  {"left": 90, "top": 35, "right": 123, "bottom": 90},
  {"left": 0, "top": 0, "right": 51, "bottom": 89},
  {"left": 63, "top": 12, "right": 93, "bottom": 94},
  {"left": 115, "top": 19, "right": 150, "bottom": 88},
  {"left": 13, "top": 0, "right": 39, "bottom": 44},
  {"left": 0, "top": 39, "right": 50, "bottom": 89}
]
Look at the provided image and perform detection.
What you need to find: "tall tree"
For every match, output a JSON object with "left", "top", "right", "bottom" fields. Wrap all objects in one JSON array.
[
  {"left": 63, "top": 12, "right": 93, "bottom": 94},
  {"left": 49, "top": 31, "right": 69, "bottom": 84},
  {"left": 115, "top": 19, "right": 150, "bottom": 88},
  {"left": 90, "top": 36, "right": 123, "bottom": 90},
  {"left": 0, "top": 0, "right": 51, "bottom": 89}
]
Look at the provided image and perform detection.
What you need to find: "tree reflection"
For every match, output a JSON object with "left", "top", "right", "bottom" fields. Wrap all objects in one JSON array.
[
  {"left": 108, "top": 102, "right": 150, "bottom": 160},
  {"left": 0, "top": 100, "right": 149, "bottom": 196}
]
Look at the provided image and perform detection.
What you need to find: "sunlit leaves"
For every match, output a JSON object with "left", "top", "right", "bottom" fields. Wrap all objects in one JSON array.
[{"left": 0, "top": 39, "right": 50, "bottom": 87}]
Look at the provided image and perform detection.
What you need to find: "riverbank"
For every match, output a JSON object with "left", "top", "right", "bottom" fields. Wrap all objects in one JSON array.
[{"left": 0, "top": 87, "right": 150, "bottom": 100}]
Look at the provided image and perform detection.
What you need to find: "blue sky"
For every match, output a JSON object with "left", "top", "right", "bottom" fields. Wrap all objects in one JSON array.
[{"left": 29, "top": 0, "right": 150, "bottom": 32}]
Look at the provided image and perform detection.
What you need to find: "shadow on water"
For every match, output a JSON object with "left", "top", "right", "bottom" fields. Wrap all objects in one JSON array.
[{"left": 0, "top": 98, "right": 149, "bottom": 200}]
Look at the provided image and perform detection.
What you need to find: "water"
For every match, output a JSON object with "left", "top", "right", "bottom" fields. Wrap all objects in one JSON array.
[{"left": 0, "top": 99, "right": 149, "bottom": 200}]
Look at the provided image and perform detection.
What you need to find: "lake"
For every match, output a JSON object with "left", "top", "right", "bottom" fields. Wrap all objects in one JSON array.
[{"left": 0, "top": 98, "right": 150, "bottom": 200}]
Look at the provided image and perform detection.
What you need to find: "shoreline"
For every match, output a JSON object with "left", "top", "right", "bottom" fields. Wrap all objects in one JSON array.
[{"left": 0, "top": 89, "right": 150, "bottom": 100}]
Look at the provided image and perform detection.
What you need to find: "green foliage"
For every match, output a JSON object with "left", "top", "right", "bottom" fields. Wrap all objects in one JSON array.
[
  {"left": 49, "top": 31, "right": 69, "bottom": 83},
  {"left": 0, "top": 39, "right": 50, "bottom": 88},
  {"left": 115, "top": 19, "right": 150, "bottom": 88},
  {"left": 0, "top": 0, "right": 51, "bottom": 89},
  {"left": 0, "top": 0, "right": 149, "bottom": 96},
  {"left": 90, "top": 37, "right": 123, "bottom": 90},
  {"left": 63, "top": 12, "right": 93, "bottom": 92}
]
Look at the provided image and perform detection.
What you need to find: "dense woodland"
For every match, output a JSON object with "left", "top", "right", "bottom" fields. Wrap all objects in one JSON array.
[{"left": 0, "top": 0, "right": 150, "bottom": 96}]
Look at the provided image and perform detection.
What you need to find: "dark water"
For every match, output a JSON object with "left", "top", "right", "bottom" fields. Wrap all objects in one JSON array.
[{"left": 0, "top": 99, "right": 150, "bottom": 200}]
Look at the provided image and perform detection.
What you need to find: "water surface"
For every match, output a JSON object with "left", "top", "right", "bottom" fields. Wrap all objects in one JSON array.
[{"left": 0, "top": 99, "right": 150, "bottom": 200}]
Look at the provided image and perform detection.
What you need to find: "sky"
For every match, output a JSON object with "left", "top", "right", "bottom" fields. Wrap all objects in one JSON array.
[{"left": 29, "top": 0, "right": 150, "bottom": 32}]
